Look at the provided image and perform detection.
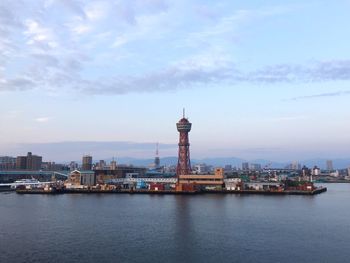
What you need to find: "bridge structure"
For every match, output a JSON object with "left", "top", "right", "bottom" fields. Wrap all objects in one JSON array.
[{"left": 0, "top": 170, "right": 69, "bottom": 184}]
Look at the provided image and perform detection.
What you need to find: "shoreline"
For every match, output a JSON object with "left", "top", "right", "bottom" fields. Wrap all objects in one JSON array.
[{"left": 15, "top": 187, "right": 327, "bottom": 196}]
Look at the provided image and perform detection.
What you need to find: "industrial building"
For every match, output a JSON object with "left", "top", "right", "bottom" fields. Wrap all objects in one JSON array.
[
  {"left": 178, "top": 168, "right": 225, "bottom": 190},
  {"left": 66, "top": 170, "right": 96, "bottom": 187},
  {"left": 95, "top": 166, "right": 147, "bottom": 184}
]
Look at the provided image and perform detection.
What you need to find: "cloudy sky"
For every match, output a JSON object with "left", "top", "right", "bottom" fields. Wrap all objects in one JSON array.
[{"left": 1, "top": 0, "right": 350, "bottom": 162}]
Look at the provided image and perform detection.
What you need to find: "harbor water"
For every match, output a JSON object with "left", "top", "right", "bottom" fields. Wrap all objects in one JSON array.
[{"left": 1, "top": 183, "right": 349, "bottom": 263}]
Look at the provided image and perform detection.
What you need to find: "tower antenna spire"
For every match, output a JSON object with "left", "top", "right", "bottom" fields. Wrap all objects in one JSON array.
[{"left": 183, "top": 108, "right": 185, "bottom": 118}]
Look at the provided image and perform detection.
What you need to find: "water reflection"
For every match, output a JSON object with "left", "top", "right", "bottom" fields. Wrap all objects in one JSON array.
[{"left": 1, "top": 185, "right": 350, "bottom": 263}]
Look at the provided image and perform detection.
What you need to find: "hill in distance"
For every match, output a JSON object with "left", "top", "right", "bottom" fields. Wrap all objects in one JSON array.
[{"left": 99, "top": 157, "right": 349, "bottom": 169}]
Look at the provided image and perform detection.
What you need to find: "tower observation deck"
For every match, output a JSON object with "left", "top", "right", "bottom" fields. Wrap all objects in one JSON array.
[{"left": 176, "top": 109, "right": 192, "bottom": 176}]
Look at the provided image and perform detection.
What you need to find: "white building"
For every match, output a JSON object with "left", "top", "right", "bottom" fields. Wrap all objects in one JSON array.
[
  {"left": 345, "top": 167, "right": 350, "bottom": 180},
  {"left": 194, "top": 163, "right": 209, "bottom": 174},
  {"left": 225, "top": 178, "right": 242, "bottom": 190},
  {"left": 312, "top": 166, "right": 321, "bottom": 176},
  {"left": 330, "top": 170, "right": 339, "bottom": 177},
  {"left": 67, "top": 170, "right": 96, "bottom": 186}
]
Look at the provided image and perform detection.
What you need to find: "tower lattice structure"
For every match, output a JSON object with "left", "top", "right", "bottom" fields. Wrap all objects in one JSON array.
[{"left": 176, "top": 110, "right": 192, "bottom": 176}]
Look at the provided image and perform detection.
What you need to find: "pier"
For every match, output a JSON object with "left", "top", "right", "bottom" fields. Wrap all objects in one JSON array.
[{"left": 15, "top": 186, "right": 327, "bottom": 195}]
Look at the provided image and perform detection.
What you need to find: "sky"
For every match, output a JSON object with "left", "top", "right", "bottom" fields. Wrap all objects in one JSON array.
[{"left": 1, "top": 0, "right": 350, "bottom": 162}]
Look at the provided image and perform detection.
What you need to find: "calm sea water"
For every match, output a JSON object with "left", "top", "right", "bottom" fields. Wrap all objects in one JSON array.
[{"left": 1, "top": 183, "right": 350, "bottom": 263}]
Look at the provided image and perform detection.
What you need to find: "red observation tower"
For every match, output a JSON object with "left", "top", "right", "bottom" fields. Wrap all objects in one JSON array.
[{"left": 176, "top": 109, "right": 192, "bottom": 176}]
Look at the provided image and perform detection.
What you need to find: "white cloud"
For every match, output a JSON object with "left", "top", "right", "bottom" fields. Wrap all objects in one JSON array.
[
  {"left": 25, "top": 19, "right": 50, "bottom": 43},
  {"left": 174, "top": 48, "right": 232, "bottom": 71},
  {"left": 288, "top": 90, "right": 350, "bottom": 101},
  {"left": 85, "top": 2, "right": 109, "bottom": 21},
  {"left": 112, "top": 36, "right": 128, "bottom": 48},
  {"left": 110, "top": 11, "right": 171, "bottom": 49},
  {"left": 0, "top": 1, "right": 349, "bottom": 97},
  {"left": 185, "top": 6, "right": 294, "bottom": 48},
  {"left": 267, "top": 116, "right": 308, "bottom": 122},
  {"left": 35, "top": 117, "right": 51, "bottom": 123},
  {"left": 72, "top": 24, "right": 91, "bottom": 35}
]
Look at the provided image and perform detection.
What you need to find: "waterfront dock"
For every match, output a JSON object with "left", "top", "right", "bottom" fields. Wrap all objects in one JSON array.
[{"left": 15, "top": 186, "right": 327, "bottom": 195}]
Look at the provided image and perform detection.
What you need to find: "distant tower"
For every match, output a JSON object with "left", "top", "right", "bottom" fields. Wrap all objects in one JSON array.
[
  {"left": 82, "top": 155, "right": 93, "bottom": 170},
  {"left": 326, "top": 160, "right": 333, "bottom": 171},
  {"left": 154, "top": 143, "right": 160, "bottom": 168},
  {"left": 176, "top": 109, "right": 192, "bottom": 176},
  {"left": 110, "top": 157, "right": 117, "bottom": 170},
  {"left": 98, "top": 160, "right": 106, "bottom": 169}
]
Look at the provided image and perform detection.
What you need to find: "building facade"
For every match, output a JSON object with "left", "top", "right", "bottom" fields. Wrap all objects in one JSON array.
[
  {"left": 15, "top": 152, "right": 42, "bottom": 170},
  {"left": 326, "top": 160, "right": 334, "bottom": 171},
  {"left": 194, "top": 163, "right": 209, "bottom": 174},
  {"left": 95, "top": 166, "right": 147, "bottom": 184},
  {"left": 242, "top": 162, "right": 249, "bottom": 171},
  {"left": 250, "top": 163, "right": 262, "bottom": 171},
  {"left": 0, "top": 156, "right": 16, "bottom": 170},
  {"left": 178, "top": 168, "right": 224, "bottom": 190},
  {"left": 82, "top": 155, "right": 93, "bottom": 170},
  {"left": 68, "top": 170, "right": 96, "bottom": 186}
]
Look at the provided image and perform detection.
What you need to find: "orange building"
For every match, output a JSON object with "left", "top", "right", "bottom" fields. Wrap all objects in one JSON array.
[{"left": 176, "top": 168, "right": 224, "bottom": 191}]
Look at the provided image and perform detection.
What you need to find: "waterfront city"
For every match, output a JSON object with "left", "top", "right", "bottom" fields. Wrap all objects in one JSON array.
[
  {"left": 2, "top": 0, "right": 350, "bottom": 262},
  {"left": 0, "top": 114, "right": 332, "bottom": 195}
]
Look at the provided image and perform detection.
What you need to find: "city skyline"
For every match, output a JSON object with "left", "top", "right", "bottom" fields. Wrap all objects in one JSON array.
[{"left": 1, "top": 0, "right": 350, "bottom": 161}]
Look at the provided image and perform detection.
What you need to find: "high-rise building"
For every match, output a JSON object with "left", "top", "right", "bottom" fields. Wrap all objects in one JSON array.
[
  {"left": 291, "top": 161, "right": 300, "bottom": 170},
  {"left": 242, "top": 162, "right": 249, "bottom": 171},
  {"left": 154, "top": 143, "right": 160, "bottom": 168},
  {"left": 98, "top": 160, "right": 106, "bottom": 169},
  {"left": 41, "top": 162, "right": 68, "bottom": 171},
  {"left": 82, "top": 155, "right": 93, "bottom": 170},
  {"left": 26, "top": 152, "right": 33, "bottom": 170},
  {"left": 69, "top": 161, "right": 79, "bottom": 171},
  {"left": 16, "top": 152, "right": 42, "bottom": 170},
  {"left": 110, "top": 160, "right": 117, "bottom": 170},
  {"left": 224, "top": 165, "right": 232, "bottom": 172},
  {"left": 0, "top": 156, "right": 16, "bottom": 170},
  {"left": 16, "top": 156, "right": 27, "bottom": 169},
  {"left": 26, "top": 152, "right": 42, "bottom": 170},
  {"left": 176, "top": 109, "right": 192, "bottom": 176},
  {"left": 326, "top": 160, "right": 333, "bottom": 171},
  {"left": 250, "top": 163, "right": 262, "bottom": 171},
  {"left": 302, "top": 165, "right": 311, "bottom": 177},
  {"left": 285, "top": 162, "right": 302, "bottom": 170}
]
